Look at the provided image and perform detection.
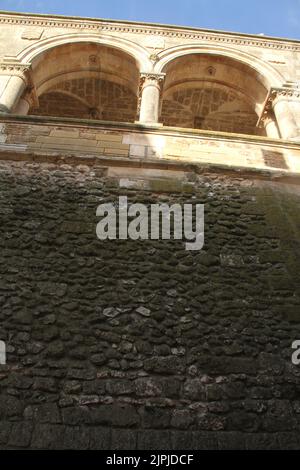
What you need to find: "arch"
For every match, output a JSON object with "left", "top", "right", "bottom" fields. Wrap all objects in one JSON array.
[
  {"left": 156, "top": 46, "right": 277, "bottom": 136},
  {"left": 16, "top": 32, "right": 152, "bottom": 72},
  {"left": 30, "top": 77, "right": 139, "bottom": 123},
  {"left": 19, "top": 35, "right": 145, "bottom": 123},
  {"left": 154, "top": 44, "right": 285, "bottom": 88}
]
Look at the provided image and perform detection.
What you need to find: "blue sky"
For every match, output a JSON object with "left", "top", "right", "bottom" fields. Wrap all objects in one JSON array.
[{"left": 1, "top": 0, "right": 300, "bottom": 39}]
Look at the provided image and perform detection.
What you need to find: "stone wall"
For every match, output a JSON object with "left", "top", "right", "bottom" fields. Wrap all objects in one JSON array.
[
  {"left": 0, "top": 158, "right": 300, "bottom": 449},
  {"left": 2, "top": 118, "right": 300, "bottom": 172}
]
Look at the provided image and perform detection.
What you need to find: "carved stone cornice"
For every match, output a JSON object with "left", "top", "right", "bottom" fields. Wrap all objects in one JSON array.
[
  {"left": 271, "top": 87, "right": 300, "bottom": 100},
  {"left": 1, "top": 13, "right": 300, "bottom": 51},
  {"left": 257, "top": 86, "right": 300, "bottom": 128}
]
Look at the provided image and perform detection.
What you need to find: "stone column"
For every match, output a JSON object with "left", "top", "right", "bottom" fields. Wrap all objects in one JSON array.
[
  {"left": 138, "top": 73, "right": 165, "bottom": 124},
  {"left": 13, "top": 85, "right": 39, "bottom": 115},
  {"left": 261, "top": 112, "right": 280, "bottom": 139},
  {"left": 13, "top": 96, "right": 31, "bottom": 115},
  {"left": 271, "top": 89, "right": 300, "bottom": 140},
  {"left": 0, "top": 64, "right": 30, "bottom": 113}
]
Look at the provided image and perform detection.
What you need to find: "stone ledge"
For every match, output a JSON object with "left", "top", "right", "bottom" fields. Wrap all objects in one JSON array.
[
  {"left": 0, "top": 147, "right": 300, "bottom": 185},
  {"left": 1, "top": 114, "right": 300, "bottom": 149}
]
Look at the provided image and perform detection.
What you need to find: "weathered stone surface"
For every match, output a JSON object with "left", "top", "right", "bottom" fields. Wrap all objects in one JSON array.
[
  {"left": 138, "top": 431, "right": 172, "bottom": 450},
  {"left": 139, "top": 406, "right": 171, "bottom": 429},
  {"left": 90, "top": 405, "right": 140, "bottom": 427},
  {"left": 0, "top": 396, "right": 23, "bottom": 418},
  {"left": 32, "top": 403, "right": 61, "bottom": 423},
  {"left": 0, "top": 160, "right": 299, "bottom": 450},
  {"left": 8, "top": 422, "right": 33, "bottom": 448},
  {"left": 111, "top": 429, "right": 137, "bottom": 450}
]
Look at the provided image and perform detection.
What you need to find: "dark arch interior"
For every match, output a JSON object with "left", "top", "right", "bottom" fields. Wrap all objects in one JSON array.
[
  {"left": 160, "top": 53, "right": 269, "bottom": 136},
  {"left": 23, "top": 45, "right": 274, "bottom": 136}
]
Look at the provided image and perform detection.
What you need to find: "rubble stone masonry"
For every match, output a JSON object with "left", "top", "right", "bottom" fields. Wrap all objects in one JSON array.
[{"left": 0, "top": 146, "right": 300, "bottom": 449}]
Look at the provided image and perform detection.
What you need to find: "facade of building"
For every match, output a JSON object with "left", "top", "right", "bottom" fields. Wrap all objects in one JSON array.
[{"left": 0, "top": 11, "right": 300, "bottom": 449}]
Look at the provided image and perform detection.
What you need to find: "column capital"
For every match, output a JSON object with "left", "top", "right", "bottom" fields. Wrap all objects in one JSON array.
[
  {"left": 257, "top": 86, "right": 300, "bottom": 128},
  {"left": 271, "top": 86, "right": 300, "bottom": 101},
  {"left": 0, "top": 62, "right": 32, "bottom": 85},
  {"left": 140, "top": 72, "right": 166, "bottom": 87}
]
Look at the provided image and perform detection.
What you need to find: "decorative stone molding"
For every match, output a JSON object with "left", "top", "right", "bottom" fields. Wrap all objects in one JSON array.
[
  {"left": 259, "top": 112, "right": 276, "bottom": 127},
  {"left": 272, "top": 87, "right": 300, "bottom": 100},
  {"left": 14, "top": 33, "right": 152, "bottom": 72},
  {"left": 140, "top": 72, "right": 166, "bottom": 85},
  {"left": 0, "top": 63, "right": 31, "bottom": 84},
  {"left": 1, "top": 13, "right": 300, "bottom": 52},
  {"left": 153, "top": 44, "right": 285, "bottom": 87},
  {"left": 149, "top": 53, "right": 159, "bottom": 65},
  {"left": 258, "top": 86, "right": 300, "bottom": 128}
]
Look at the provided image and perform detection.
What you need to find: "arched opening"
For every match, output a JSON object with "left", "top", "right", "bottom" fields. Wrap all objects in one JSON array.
[
  {"left": 160, "top": 54, "right": 272, "bottom": 136},
  {"left": 28, "top": 42, "right": 140, "bottom": 123}
]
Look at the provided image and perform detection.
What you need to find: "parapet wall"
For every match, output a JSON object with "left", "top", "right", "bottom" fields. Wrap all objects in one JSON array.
[{"left": 1, "top": 116, "right": 300, "bottom": 173}]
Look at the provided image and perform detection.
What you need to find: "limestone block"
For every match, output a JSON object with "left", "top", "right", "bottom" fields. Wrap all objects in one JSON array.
[
  {"left": 97, "top": 140, "right": 129, "bottom": 149},
  {"left": 37, "top": 136, "right": 98, "bottom": 146},
  {"left": 95, "top": 134, "right": 122, "bottom": 142},
  {"left": 129, "top": 145, "right": 147, "bottom": 158},
  {"left": 104, "top": 148, "right": 129, "bottom": 156},
  {"left": 50, "top": 130, "right": 80, "bottom": 138},
  {"left": 21, "top": 28, "right": 44, "bottom": 40}
]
